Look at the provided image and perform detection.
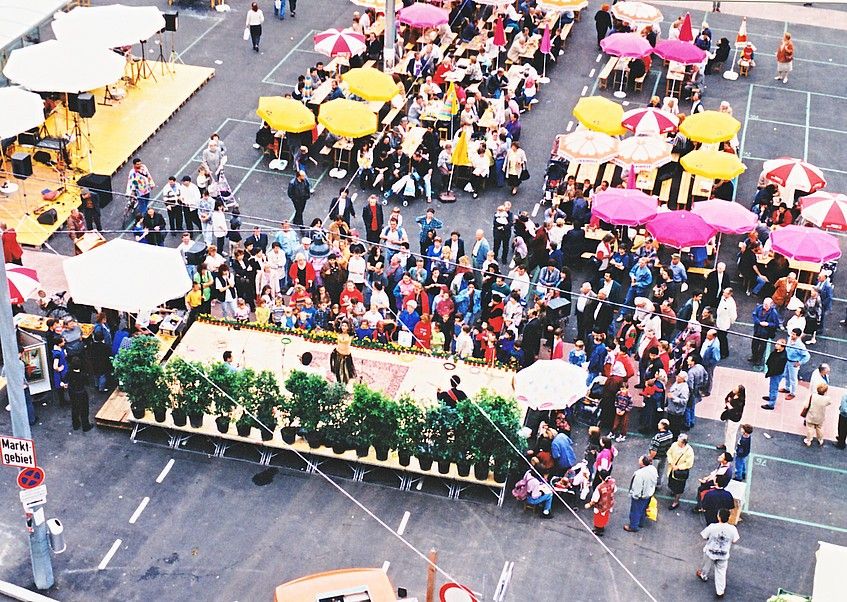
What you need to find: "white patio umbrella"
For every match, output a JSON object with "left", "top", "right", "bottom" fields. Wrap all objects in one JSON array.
[
  {"left": 3, "top": 40, "right": 125, "bottom": 93},
  {"left": 614, "top": 135, "right": 673, "bottom": 171},
  {"left": 62, "top": 239, "right": 192, "bottom": 313},
  {"left": 0, "top": 87, "right": 45, "bottom": 139},
  {"left": 514, "top": 360, "right": 589, "bottom": 411},
  {"left": 52, "top": 5, "right": 166, "bottom": 49},
  {"left": 556, "top": 129, "right": 619, "bottom": 164}
]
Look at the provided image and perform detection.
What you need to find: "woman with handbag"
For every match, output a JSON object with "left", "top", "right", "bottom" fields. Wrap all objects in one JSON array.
[
  {"left": 803, "top": 383, "right": 832, "bottom": 447},
  {"left": 719, "top": 385, "right": 746, "bottom": 452},
  {"left": 504, "top": 142, "right": 528, "bottom": 196},
  {"left": 666, "top": 433, "right": 695, "bottom": 509}
]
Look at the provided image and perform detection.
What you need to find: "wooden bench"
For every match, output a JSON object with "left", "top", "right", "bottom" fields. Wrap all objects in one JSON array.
[
  {"left": 633, "top": 71, "right": 647, "bottom": 92},
  {"left": 687, "top": 266, "right": 710, "bottom": 279},
  {"left": 381, "top": 106, "right": 402, "bottom": 126},
  {"left": 658, "top": 177, "right": 672, "bottom": 204},
  {"left": 598, "top": 57, "right": 617, "bottom": 90},
  {"left": 676, "top": 173, "right": 692, "bottom": 210},
  {"left": 559, "top": 22, "right": 574, "bottom": 46}
]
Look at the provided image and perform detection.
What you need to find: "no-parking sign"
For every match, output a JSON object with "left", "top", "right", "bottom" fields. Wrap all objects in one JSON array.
[{"left": 440, "top": 583, "right": 478, "bottom": 602}]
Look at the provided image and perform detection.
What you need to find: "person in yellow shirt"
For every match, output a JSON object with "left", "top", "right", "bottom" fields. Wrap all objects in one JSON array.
[{"left": 185, "top": 282, "right": 203, "bottom": 323}]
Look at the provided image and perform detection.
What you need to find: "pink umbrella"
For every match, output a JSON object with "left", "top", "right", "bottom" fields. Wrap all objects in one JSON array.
[
  {"left": 493, "top": 17, "right": 506, "bottom": 47},
  {"left": 653, "top": 39, "right": 706, "bottom": 65},
  {"left": 539, "top": 24, "right": 553, "bottom": 82},
  {"left": 679, "top": 13, "right": 693, "bottom": 43},
  {"left": 646, "top": 211, "right": 716, "bottom": 248},
  {"left": 691, "top": 200, "right": 758, "bottom": 235},
  {"left": 770, "top": 225, "right": 842, "bottom": 263},
  {"left": 592, "top": 189, "right": 658, "bottom": 226},
  {"left": 601, "top": 33, "right": 652, "bottom": 98},
  {"left": 5, "top": 264, "right": 39, "bottom": 305},
  {"left": 313, "top": 28, "right": 366, "bottom": 57},
  {"left": 397, "top": 3, "right": 448, "bottom": 28},
  {"left": 621, "top": 107, "right": 679, "bottom": 135}
]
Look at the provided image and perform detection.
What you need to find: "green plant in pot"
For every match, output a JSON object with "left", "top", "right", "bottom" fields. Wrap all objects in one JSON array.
[
  {"left": 453, "top": 399, "right": 482, "bottom": 478},
  {"left": 233, "top": 368, "right": 259, "bottom": 438},
  {"left": 284, "top": 370, "right": 347, "bottom": 448},
  {"left": 484, "top": 391, "right": 525, "bottom": 483},
  {"left": 253, "top": 369, "right": 281, "bottom": 442},
  {"left": 424, "top": 405, "right": 458, "bottom": 475},
  {"left": 346, "top": 385, "right": 400, "bottom": 460},
  {"left": 277, "top": 393, "right": 298, "bottom": 444},
  {"left": 208, "top": 361, "right": 238, "bottom": 433},
  {"left": 112, "top": 335, "right": 168, "bottom": 420},
  {"left": 166, "top": 358, "right": 212, "bottom": 429},
  {"left": 395, "top": 395, "right": 424, "bottom": 467}
]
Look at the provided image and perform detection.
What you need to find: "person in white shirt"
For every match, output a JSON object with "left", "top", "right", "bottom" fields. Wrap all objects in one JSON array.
[
  {"left": 697, "top": 508, "right": 740, "bottom": 598},
  {"left": 245, "top": 2, "right": 265, "bottom": 53},
  {"left": 508, "top": 264, "right": 530, "bottom": 299},
  {"left": 455, "top": 324, "right": 474, "bottom": 358},
  {"left": 347, "top": 251, "right": 367, "bottom": 287},
  {"left": 180, "top": 176, "right": 201, "bottom": 233},
  {"left": 715, "top": 287, "right": 737, "bottom": 359},
  {"left": 266, "top": 242, "right": 288, "bottom": 291},
  {"left": 203, "top": 244, "right": 226, "bottom": 273},
  {"left": 176, "top": 232, "right": 196, "bottom": 278}
]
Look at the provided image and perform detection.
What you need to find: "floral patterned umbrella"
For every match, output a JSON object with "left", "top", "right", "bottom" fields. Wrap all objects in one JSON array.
[
  {"left": 614, "top": 135, "right": 673, "bottom": 171},
  {"left": 514, "top": 360, "right": 589, "bottom": 410},
  {"left": 556, "top": 129, "right": 619, "bottom": 164}
]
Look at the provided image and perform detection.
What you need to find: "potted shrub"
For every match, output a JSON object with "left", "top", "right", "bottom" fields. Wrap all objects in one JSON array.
[
  {"left": 166, "top": 358, "right": 212, "bottom": 429},
  {"left": 233, "top": 368, "right": 259, "bottom": 438},
  {"left": 284, "top": 371, "right": 347, "bottom": 448},
  {"left": 277, "top": 394, "right": 298, "bottom": 444},
  {"left": 395, "top": 396, "right": 424, "bottom": 467},
  {"left": 425, "top": 406, "right": 458, "bottom": 475},
  {"left": 112, "top": 335, "right": 168, "bottom": 420},
  {"left": 208, "top": 361, "right": 238, "bottom": 433},
  {"left": 253, "top": 370, "right": 281, "bottom": 442},
  {"left": 346, "top": 385, "right": 400, "bottom": 460},
  {"left": 453, "top": 400, "right": 480, "bottom": 478},
  {"left": 484, "top": 391, "right": 525, "bottom": 483}
]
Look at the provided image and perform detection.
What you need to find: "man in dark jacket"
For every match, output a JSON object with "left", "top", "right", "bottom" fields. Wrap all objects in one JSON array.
[
  {"left": 749, "top": 297, "right": 781, "bottom": 366},
  {"left": 287, "top": 170, "right": 311, "bottom": 227},
  {"left": 329, "top": 188, "right": 356, "bottom": 226},
  {"left": 762, "top": 338, "right": 787, "bottom": 409},
  {"left": 362, "top": 194, "right": 383, "bottom": 244},
  {"left": 588, "top": 291, "right": 615, "bottom": 337},
  {"left": 142, "top": 206, "right": 166, "bottom": 246},
  {"left": 244, "top": 226, "right": 269, "bottom": 255},
  {"left": 594, "top": 4, "right": 613, "bottom": 49},
  {"left": 521, "top": 309, "right": 543, "bottom": 365}
]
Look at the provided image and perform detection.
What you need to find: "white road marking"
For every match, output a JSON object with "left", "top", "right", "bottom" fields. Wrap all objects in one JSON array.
[
  {"left": 596, "top": 53, "right": 602, "bottom": 62},
  {"left": 531, "top": 203, "right": 540, "bottom": 218},
  {"left": 381, "top": 560, "right": 390, "bottom": 572},
  {"left": 98, "top": 539, "right": 122, "bottom": 570},
  {"left": 397, "top": 511, "right": 411, "bottom": 536},
  {"left": 129, "top": 497, "right": 150, "bottom": 525},
  {"left": 566, "top": 120, "right": 574, "bottom": 132},
  {"left": 156, "top": 459, "right": 175, "bottom": 484},
  {"left": 581, "top": 85, "right": 588, "bottom": 96},
  {"left": 589, "top": 68, "right": 596, "bottom": 78}
]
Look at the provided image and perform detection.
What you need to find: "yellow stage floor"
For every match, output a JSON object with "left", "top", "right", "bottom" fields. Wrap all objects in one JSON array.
[{"left": 0, "top": 62, "right": 214, "bottom": 247}]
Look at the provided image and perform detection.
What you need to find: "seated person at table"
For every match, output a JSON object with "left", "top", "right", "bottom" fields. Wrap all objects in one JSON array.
[
  {"left": 460, "top": 17, "right": 479, "bottom": 43},
  {"left": 460, "top": 101, "right": 479, "bottom": 128},
  {"left": 507, "top": 28, "right": 531, "bottom": 64},
  {"left": 407, "top": 52, "right": 430, "bottom": 80},
  {"left": 683, "top": 66, "right": 704, "bottom": 100},
  {"left": 365, "top": 33, "right": 382, "bottom": 61},
  {"left": 433, "top": 57, "right": 455, "bottom": 87},
  {"left": 463, "top": 55, "right": 484, "bottom": 85},
  {"left": 485, "top": 67, "right": 508, "bottom": 98},
  {"left": 408, "top": 95, "right": 426, "bottom": 125},
  {"left": 255, "top": 122, "right": 275, "bottom": 155},
  {"left": 707, "top": 38, "right": 731, "bottom": 73},
  {"left": 419, "top": 76, "right": 442, "bottom": 101},
  {"left": 628, "top": 58, "right": 647, "bottom": 88}
]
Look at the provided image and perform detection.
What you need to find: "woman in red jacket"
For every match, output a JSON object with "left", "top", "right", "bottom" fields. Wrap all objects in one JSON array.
[{"left": 413, "top": 313, "right": 433, "bottom": 349}]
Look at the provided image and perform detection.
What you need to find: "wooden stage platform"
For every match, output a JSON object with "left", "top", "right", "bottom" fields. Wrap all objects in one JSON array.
[{"left": 0, "top": 63, "right": 214, "bottom": 247}]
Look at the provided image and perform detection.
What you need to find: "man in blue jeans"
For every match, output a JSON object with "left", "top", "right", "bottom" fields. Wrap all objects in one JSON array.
[
  {"left": 780, "top": 328, "right": 810, "bottom": 400},
  {"left": 620, "top": 256, "right": 653, "bottom": 319},
  {"left": 761, "top": 339, "right": 787, "bottom": 409},
  {"left": 623, "top": 455, "right": 658, "bottom": 532}
]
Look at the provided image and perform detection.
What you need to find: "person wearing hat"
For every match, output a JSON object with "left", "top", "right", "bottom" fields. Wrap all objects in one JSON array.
[
  {"left": 666, "top": 433, "right": 695, "bottom": 509},
  {"left": 667, "top": 371, "right": 690, "bottom": 438},
  {"left": 437, "top": 375, "right": 467, "bottom": 408}
]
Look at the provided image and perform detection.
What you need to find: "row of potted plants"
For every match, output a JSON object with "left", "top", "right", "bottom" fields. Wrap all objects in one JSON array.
[
  {"left": 197, "top": 314, "right": 519, "bottom": 372},
  {"left": 114, "top": 336, "right": 525, "bottom": 483}
]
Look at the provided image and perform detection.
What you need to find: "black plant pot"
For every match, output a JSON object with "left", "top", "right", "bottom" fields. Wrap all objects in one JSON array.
[
  {"left": 375, "top": 445, "right": 390, "bottom": 462},
  {"left": 236, "top": 422, "right": 253, "bottom": 438},
  {"left": 131, "top": 405, "right": 146, "bottom": 420},
  {"left": 304, "top": 431, "right": 323, "bottom": 449},
  {"left": 171, "top": 409, "right": 187, "bottom": 427},
  {"left": 260, "top": 427, "right": 275, "bottom": 441},
  {"left": 188, "top": 413, "right": 204, "bottom": 429},
  {"left": 215, "top": 416, "right": 231, "bottom": 434},
  {"left": 331, "top": 440, "right": 349, "bottom": 454},
  {"left": 280, "top": 427, "right": 297, "bottom": 444},
  {"left": 398, "top": 449, "right": 412, "bottom": 466},
  {"left": 153, "top": 408, "right": 167, "bottom": 423},
  {"left": 437, "top": 460, "right": 452, "bottom": 475},
  {"left": 457, "top": 461, "right": 471, "bottom": 478},
  {"left": 418, "top": 456, "right": 434, "bottom": 471},
  {"left": 356, "top": 445, "right": 370, "bottom": 458},
  {"left": 493, "top": 465, "right": 509, "bottom": 484},
  {"left": 473, "top": 462, "right": 491, "bottom": 481}
]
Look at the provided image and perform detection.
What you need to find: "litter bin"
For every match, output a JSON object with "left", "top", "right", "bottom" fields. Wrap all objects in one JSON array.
[{"left": 47, "top": 519, "right": 65, "bottom": 554}]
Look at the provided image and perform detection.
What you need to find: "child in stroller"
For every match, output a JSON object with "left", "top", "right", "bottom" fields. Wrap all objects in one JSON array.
[
  {"left": 543, "top": 159, "right": 569, "bottom": 204},
  {"left": 551, "top": 460, "right": 592, "bottom": 501}
]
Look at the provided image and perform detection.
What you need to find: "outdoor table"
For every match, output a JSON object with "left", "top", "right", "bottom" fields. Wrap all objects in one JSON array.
[
  {"left": 519, "top": 36, "right": 540, "bottom": 63},
  {"left": 331, "top": 138, "right": 355, "bottom": 173},
  {"left": 401, "top": 126, "right": 427, "bottom": 156},
  {"left": 612, "top": 57, "right": 631, "bottom": 91},
  {"left": 477, "top": 108, "right": 498, "bottom": 129},
  {"left": 636, "top": 169, "right": 657, "bottom": 192},
  {"left": 692, "top": 175, "right": 713, "bottom": 199},
  {"left": 577, "top": 162, "right": 600, "bottom": 186},
  {"left": 308, "top": 80, "right": 334, "bottom": 106},
  {"left": 584, "top": 227, "right": 611, "bottom": 241},
  {"left": 665, "top": 60, "right": 686, "bottom": 98},
  {"left": 326, "top": 55, "right": 349, "bottom": 75},
  {"left": 444, "top": 67, "right": 467, "bottom": 82}
]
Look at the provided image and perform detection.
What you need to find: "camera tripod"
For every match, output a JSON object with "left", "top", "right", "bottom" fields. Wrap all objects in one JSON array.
[{"left": 71, "top": 114, "right": 94, "bottom": 173}]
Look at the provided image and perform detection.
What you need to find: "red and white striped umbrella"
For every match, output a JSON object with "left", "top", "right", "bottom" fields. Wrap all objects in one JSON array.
[
  {"left": 799, "top": 191, "right": 847, "bottom": 231},
  {"left": 313, "top": 28, "right": 366, "bottom": 58},
  {"left": 762, "top": 157, "right": 827, "bottom": 193},
  {"left": 5, "top": 264, "right": 40, "bottom": 305},
  {"left": 621, "top": 107, "right": 679, "bottom": 135}
]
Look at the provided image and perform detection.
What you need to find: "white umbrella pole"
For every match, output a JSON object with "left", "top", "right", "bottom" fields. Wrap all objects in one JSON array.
[
  {"left": 539, "top": 54, "right": 550, "bottom": 84},
  {"left": 614, "top": 65, "right": 627, "bottom": 99},
  {"left": 723, "top": 47, "right": 739, "bottom": 80}
]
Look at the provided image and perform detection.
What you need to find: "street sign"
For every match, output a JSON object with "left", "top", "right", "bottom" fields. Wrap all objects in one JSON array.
[
  {"left": 1, "top": 435, "right": 37, "bottom": 468},
  {"left": 19, "top": 484, "right": 47, "bottom": 511},
  {"left": 439, "top": 583, "right": 478, "bottom": 602},
  {"left": 18, "top": 466, "right": 45, "bottom": 489}
]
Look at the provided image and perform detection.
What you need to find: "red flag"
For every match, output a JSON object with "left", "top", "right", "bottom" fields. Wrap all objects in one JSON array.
[
  {"left": 679, "top": 13, "right": 693, "bottom": 42},
  {"left": 493, "top": 17, "right": 506, "bottom": 47}
]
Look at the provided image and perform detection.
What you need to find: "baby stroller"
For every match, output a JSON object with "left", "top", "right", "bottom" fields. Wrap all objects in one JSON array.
[
  {"left": 543, "top": 160, "right": 568, "bottom": 204},
  {"left": 551, "top": 459, "right": 592, "bottom": 501},
  {"left": 213, "top": 171, "right": 240, "bottom": 214}
]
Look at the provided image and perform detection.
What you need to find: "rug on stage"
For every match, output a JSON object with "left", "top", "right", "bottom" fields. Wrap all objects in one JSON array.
[{"left": 308, "top": 350, "right": 409, "bottom": 398}]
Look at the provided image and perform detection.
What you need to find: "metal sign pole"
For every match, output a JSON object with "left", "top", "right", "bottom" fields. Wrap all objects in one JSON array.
[
  {"left": 0, "top": 263, "right": 54, "bottom": 589},
  {"left": 383, "top": 0, "right": 397, "bottom": 72}
]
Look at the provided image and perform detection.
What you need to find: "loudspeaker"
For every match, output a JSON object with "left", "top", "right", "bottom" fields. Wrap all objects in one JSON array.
[
  {"left": 77, "top": 93, "right": 95, "bottom": 119},
  {"left": 185, "top": 241, "right": 208, "bottom": 266},
  {"left": 164, "top": 12, "right": 179, "bottom": 32},
  {"left": 37, "top": 208, "right": 58, "bottom": 225},
  {"left": 66, "top": 92, "right": 80, "bottom": 113},
  {"left": 76, "top": 173, "right": 113, "bottom": 207},
  {"left": 11, "top": 153, "right": 32, "bottom": 179}
]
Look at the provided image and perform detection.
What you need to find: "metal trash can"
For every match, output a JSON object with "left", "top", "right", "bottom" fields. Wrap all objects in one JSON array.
[{"left": 47, "top": 519, "right": 66, "bottom": 554}]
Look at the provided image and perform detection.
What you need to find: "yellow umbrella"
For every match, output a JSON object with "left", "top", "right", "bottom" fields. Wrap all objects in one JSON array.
[
  {"left": 342, "top": 67, "right": 398, "bottom": 102},
  {"left": 256, "top": 96, "right": 315, "bottom": 133},
  {"left": 451, "top": 129, "right": 473, "bottom": 167},
  {"left": 681, "top": 150, "right": 746, "bottom": 180},
  {"left": 318, "top": 98, "right": 377, "bottom": 139},
  {"left": 679, "top": 110, "right": 741, "bottom": 144},
  {"left": 572, "top": 96, "right": 627, "bottom": 136}
]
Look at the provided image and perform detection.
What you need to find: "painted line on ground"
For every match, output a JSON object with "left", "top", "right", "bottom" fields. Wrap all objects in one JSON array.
[
  {"left": 708, "top": 25, "right": 847, "bottom": 49},
  {"left": 531, "top": 202, "right": 540, "bottom": 218},
  {"left": 231, "top": 155, "right": 268, "bottom": 195},
  {"left": 381, "top": 560, "right": 390, "bottom": 572},
  {"left": 580, "top": 85, "right": 588, "bottom": 96},
  {"left": 733, "top": 84, "right": 754, "bottom": 204},
  {"left": 129, "top": 497, "right": 150, "bottom": 525},
  {"left": 752, "top": 453, "right": 847, "bottom": 475},
  {"left": 397, "top": 511, "right": 411, "bottom": 536},
  {"left": 589, "top": 68, "right": 596, "bottom": 78},
  {"left": 566, "top": 120, "right": 573, "bottom": 132},
  {"left": 751, "top": 82, "right": 847, "bottom": 101},
  {"left": 156, "top": 459, "right": 175, "bottom": 484},
  {"left": 178, "top": 18, "right": 223, "bottom": 60},
  {"left": 595, "top": 53, "right": 602, "bottom": 63},
  {"left": 746, "top": 116, "right": 847, "bottom": 137},
  {"left": 804, "top": 91, "right": 812, "bottom": 162},
  {"left": 262, "top": 29, "right": 319, "bottom": 85},
  {"left": 98, "top": 539, "right": 122, "bottom": 571}
]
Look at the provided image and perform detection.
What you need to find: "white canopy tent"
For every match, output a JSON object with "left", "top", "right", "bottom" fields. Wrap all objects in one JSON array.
[
  {"left": 62, "top": 239, "right": 191, "bottom": 313},
  {"left": 51, "top": 5, "right": 165, "bottom": 49},
  {"left": 3, "top": 39, "right": 125, "bottom": 93},
  {"left": 813, "top": 541, "right": 847, "bottom": 602},
  {"left": 0, "top": 87, "right": 45, "bottom": 139}
]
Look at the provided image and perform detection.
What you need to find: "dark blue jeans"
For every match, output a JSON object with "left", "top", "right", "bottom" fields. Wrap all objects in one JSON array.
[
  {"left": 628, "top": 496, "right": 651, "bottom": 530},
  {"left": 734, "top": 456, "right": 748, "bottom": 481}
]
